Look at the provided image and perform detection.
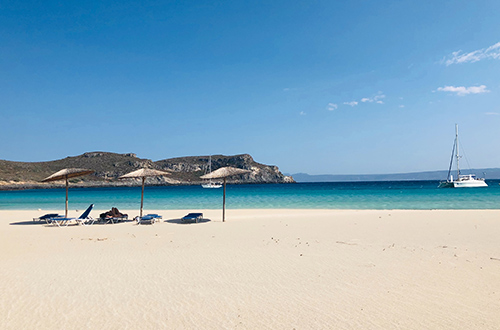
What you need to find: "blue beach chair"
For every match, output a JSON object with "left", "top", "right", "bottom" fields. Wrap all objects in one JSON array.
[
  {"left": 181, "top": 213, "right": 203, "bottom": 223},
  {"left": 33, "top": 213, "right": 61, "bottom": 224},
  {"left": 137, "top": 213, "right": 162, "bottom": 225},
  {"left": 49, "top": 204, "right": 95, "bottom": 227},
  {"left": 143, "top": 214, "right": 162, "bottom": 220}
]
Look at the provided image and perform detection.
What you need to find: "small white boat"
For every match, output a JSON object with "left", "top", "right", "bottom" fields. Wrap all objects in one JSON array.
[
  {"left": 201, "top": 182, "right": 223, "bottom": 189},
  {"left": 202, "top": 156, "right": 222, "bottom": 189},
  {"left": 438, "top": 124, "right": 487, "bottom": 188}
]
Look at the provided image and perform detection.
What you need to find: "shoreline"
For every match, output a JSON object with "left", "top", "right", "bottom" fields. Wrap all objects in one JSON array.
[
  {"left": 2, "top": 209, "right": 500, "bottom": 329},
  {"left": 3, "top": 208, "right": 500, "bottom": 220}
]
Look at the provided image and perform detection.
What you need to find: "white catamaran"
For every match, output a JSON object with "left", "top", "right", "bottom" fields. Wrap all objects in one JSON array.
[
  {"left": 438, "top": 124, "right": 487, "bottom": 188},
  {"left": 201, "top": 156, "right": 222, "bottom": 189}
]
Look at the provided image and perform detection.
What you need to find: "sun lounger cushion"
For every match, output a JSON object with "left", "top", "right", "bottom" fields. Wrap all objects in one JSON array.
[
  {"left": 138, "top": 215, "right": 156, "bottom": 225},
  {"left": 34, "top": 213, "right": 61, "bottom": 222},
  {"left": 144, "top": 214, "right": 162, "bottom": 219},
  {"left": 37, "top": 213, "right": 60, "bottom": 220},
  {"left": 182, "top": 213, "right": 203, "bottom": 223}
]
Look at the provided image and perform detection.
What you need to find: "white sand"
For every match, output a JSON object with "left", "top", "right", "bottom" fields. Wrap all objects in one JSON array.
[{"left": 1, "top": 209, "right": 499, "bottom": 329}]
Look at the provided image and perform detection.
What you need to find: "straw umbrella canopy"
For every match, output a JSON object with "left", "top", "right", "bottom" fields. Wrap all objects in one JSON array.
[
  {"left": 41, "top": 168, "right": 95, "bottom": 217},
  {"left": 118, "top": 168, "right": 174, "bottom": 218},
  {"left": 200, "top": 167, "right": 251, "bottom": 222}
]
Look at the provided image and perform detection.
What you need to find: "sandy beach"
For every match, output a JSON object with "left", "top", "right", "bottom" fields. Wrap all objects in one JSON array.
[{"left": 1, "top": 208, "right": 499, "bottom": 329}]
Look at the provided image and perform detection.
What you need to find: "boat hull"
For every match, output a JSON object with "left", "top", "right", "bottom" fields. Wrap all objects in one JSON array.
[
  {"left": 439, "top": 179, "right": 488, "bottom": 188},
  {"left": 453, "top": 180, "right": 488, "bottom": 188},
  {"left": 438, "top": 181, "right": 454, "bottom": 188}
]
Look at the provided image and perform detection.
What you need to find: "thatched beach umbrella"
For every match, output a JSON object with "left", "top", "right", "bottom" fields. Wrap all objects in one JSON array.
[
  {"left": 41, "top": 168, "right": 95, "bottom": 217},
  {"left": 200, "top": 167, "right": 251, "bottom": 222},
  {"left": 118, "top": 168, "right": 174, "bottom": 218}
]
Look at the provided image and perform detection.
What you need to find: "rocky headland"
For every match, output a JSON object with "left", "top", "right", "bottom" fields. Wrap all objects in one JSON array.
[{"left": 0, "top": 152, "right": 294, "bottom": 190}]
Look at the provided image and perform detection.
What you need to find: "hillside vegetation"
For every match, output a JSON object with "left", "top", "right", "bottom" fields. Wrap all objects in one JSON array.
[{"left": 0, "top": 152, "right": 294, "bottom": 190}]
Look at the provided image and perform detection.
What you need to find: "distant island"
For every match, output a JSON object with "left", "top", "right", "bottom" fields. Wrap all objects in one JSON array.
[
  {"left": 0, "top": 152, "right": 294, "bottom": 190},
  {"left": 3, "top": 151, "right": 500, "bottom": 190},
  {"left": 289, "top": 169, "right": 500, "bottom": 182}
]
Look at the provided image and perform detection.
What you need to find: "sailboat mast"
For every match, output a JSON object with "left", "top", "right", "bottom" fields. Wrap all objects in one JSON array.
[
  {"left": 455, "top": 124, "right": 460, "bottom": 179},
  {"left": 208, "top": 155, "right": 212, "bottom": 184}
]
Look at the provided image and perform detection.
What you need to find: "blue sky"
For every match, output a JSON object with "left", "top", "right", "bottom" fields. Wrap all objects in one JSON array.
[{"left": 1, "top": 1, "right": 500, "bottom": 175}]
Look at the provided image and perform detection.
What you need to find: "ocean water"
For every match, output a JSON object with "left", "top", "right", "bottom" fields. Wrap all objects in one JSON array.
[{"left": 1, "top": 181, "right": 500, "bottom": 211}]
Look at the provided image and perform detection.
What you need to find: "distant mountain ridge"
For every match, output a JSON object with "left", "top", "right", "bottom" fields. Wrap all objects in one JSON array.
[
  {"left": 0, "top": 152, "right": 294, "bottom": 190},
  {"left": 289, "top": 168, "right": 500, "bottom": 182}
]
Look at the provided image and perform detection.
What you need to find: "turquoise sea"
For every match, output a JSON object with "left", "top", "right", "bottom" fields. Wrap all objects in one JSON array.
[{"left": 1, "top": 181, "right": 500, "bottom": 210}]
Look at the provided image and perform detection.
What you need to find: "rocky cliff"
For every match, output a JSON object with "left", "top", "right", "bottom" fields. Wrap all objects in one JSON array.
[{"left": 0, "top": 152, "right": 294, "bottom": 190}]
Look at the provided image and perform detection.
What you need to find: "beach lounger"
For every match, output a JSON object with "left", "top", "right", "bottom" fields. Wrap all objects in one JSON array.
[
  {"left": 49, "top": 204, "right": 95, "bottom": 227},
  {"left": 144, "top": 214, "right": 162, "bottom": 222},
  {"left": 137, "top": 214, "right": 160, "bottom": 225},
  {"left": 181, "top": 213, "right": 203, "bottom": 223},
  {"left": 101, "top": 215, "right": 128, "bottom": 224},
  {"left": 99, "top": 207, "right": 128, "bottom": 224},
  {"left": 33, "top": 213, "right": 61, "bottom": 223}
]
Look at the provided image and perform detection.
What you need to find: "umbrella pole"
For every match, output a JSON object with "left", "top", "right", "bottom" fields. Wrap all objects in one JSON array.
[
  {"left": 140, "top": 177, "right": 145, "bottom": 218},
  {"left": 223, "top": 177, "right": 226, "bottom": 222},
  {"left": 65, "top": 176, "right": 69, "bottom": 218}
]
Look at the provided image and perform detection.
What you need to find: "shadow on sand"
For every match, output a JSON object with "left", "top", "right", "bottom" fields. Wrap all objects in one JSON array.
[
  {"left": 10, "top": 219, "right": 136, "bottom": 226},
  {"left": 165, "top": 218, "right": 212, "bottom": 225},
  {"left": 10, "top": 219, "right": 213, "bottom": 226},
  {"left": 10, "top": 220, "right": 48, "bottom": 226}
]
